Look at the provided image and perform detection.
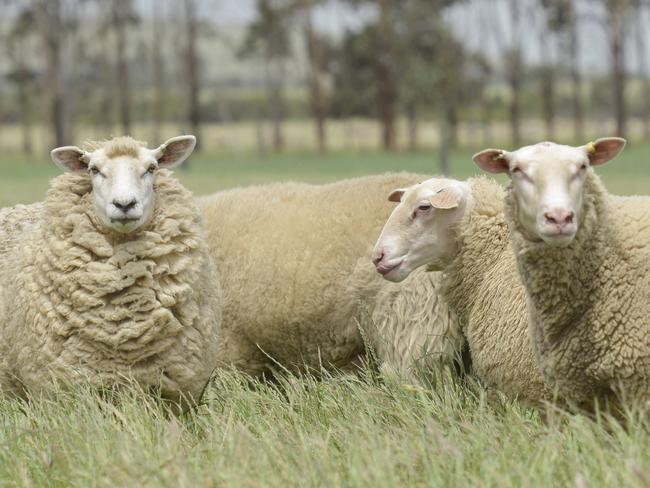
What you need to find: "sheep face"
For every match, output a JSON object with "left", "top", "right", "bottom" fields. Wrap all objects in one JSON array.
[
  {"left": 372, "top": 178, "right": 469, "bottom": 282},
  {"left": 473, "top": 138, "right": 626, "bottom": 247},
  {"left": 50, "top": 135, "right": 196, "bottom": 234}
]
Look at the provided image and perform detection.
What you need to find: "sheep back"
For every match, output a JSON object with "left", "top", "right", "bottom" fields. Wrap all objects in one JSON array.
[{"left": 200, "top": 173, "right": 462, "bottom": 378}]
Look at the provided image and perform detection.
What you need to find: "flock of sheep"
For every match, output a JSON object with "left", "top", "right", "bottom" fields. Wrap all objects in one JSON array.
[{"left": 0, "top": 134, "right": 646, "bottom": 414}]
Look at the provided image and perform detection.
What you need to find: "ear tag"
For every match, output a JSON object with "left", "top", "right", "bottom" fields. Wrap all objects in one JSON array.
[
  {"left": 80, "top": 153, "right": 90, "bottom": 164},
  {"left": 586, "top": 142, "right": 596, "bottom": 154},
  {"left": 160, "top": 144, "right": 167, "bottom": 155},
  {"left": 492, "top": 151, "right": 504, "bottom": 161}
]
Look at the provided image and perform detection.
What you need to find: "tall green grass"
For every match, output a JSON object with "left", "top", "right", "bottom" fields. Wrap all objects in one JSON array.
[{"left": 0, "top": 369, "right": 649, "bottom": 487}]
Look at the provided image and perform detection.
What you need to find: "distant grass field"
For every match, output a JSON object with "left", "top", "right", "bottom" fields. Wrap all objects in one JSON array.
[
  {"left": 1, "top": 142, "right": 648, "bottom": 205},
  {"left": 2, "top": 144, "right": 650, "bottom": 486}
]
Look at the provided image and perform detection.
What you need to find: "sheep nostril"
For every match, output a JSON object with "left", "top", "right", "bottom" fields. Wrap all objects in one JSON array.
[
  {"left": 545, "top": 210, "right": 574, "bottom": 226},
  {"left": 113, "top": 199, "right": 137, "bottom": 212},
  {"left": 372, "top": 251, "right": 384, "bottom": 266},
  {"left": 544, "top": 212, "right": 558, "bottom": 225}
]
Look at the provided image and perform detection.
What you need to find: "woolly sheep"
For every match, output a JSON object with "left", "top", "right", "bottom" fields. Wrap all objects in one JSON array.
[
  {"left": 0, "top": 135, "right": 222, "bottom": 409},
  {"left": 474, "top": 138, "right": 650, "bottom": 407},
  {"left": 372, "top": 176, "right": 551, "bottom": 403},
  {"left": 198, "top": 174, "right": 463, "bottom": 380}
]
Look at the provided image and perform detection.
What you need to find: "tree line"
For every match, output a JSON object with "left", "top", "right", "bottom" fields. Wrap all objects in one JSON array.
[{"left": 1, "top": 0, "right": 649, "bottom": 159}]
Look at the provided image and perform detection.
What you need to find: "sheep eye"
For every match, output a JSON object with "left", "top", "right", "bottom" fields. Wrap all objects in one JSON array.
[
  {"left": 511, "top": 167, "right": 522, "bottom": 174},
  {"left": 412, "top": 203, "right": 432, "bottom": 219},
  {"left": 146, "top": 164, "right": 156, "bottom": 174},
  {"left": 89, "top": 166, "right": 100, "bottom": 176},
  {"left": 580, "top": 163, "right": 588, "bottom": 171}
]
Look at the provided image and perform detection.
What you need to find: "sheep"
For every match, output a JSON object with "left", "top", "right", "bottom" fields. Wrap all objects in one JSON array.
[
  {"left": 198, "top": 173, "right": 463, "bottom": 381},
  {"left": 474, "top": 138, "right": 650, "bottom": 408},
  {"left": 372, "top": 176, "right": 552, "bottom": 403},
  {"left": 0, "top": 135, "right": 221, "bottom": 410}
]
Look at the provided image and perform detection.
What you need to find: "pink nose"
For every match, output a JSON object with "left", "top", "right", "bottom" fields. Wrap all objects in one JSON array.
[
  {"left": 544, "top": 209, "right": 574, "bottom": 226},
  {"left": 372, "top": 250, "right": 384, "bottom": 267}
]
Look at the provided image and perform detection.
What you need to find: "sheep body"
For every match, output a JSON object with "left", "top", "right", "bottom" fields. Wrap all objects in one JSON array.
[
  {"left": 442, "top": 177, "right": 552, "bottom": 402},
  {"left": 0, "top": 169, "right": 221, "bottom": 406},
  {"left": 199, "top": 173, "right": 462, "bottom": 378},
  {"left": 506, "top": 171, "right": 650, "bottom": 405}
]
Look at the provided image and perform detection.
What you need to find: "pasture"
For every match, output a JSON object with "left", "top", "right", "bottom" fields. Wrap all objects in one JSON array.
[{"left": 1, "top": 145, "right": 649, "bottom": 487}]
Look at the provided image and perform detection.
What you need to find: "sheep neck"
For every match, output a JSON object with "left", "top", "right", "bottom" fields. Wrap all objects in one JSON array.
[
  {"left": 442, "top": 177, "right": 510, "bottom": 331},
  {"left": 505, "top": 171, "right": 608, "bottom": 380}
]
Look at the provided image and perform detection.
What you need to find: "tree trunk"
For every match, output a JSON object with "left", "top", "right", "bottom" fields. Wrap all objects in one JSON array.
[
  {"left": 447, "top": 104, "right": 458, "bottom": 148},
  {"left": 303, "top": 1, "right": 327, "bottom": 152},
  {"left": 438, "top": 111, "right": 450, "bottom": 175},
  {"left": 406, "top": 103, "right": 418, "bottom": 151},
  {"left": 508, "top": 0, "right": 522, "bottom": 146},
  {"left": 480, "top": 90, "right": 493, "bottom": 147},
  {"left": 376, "top": 0, "right": 397, "bottom": 151},
  {"left": 610, "top": 2, "right": 627, "bottom": 138},
  {"left": 568, "top": 18, "right": 584, "bottom": 142},
  {"left": 184, "top": 0, "right": 200, "bottom": 150},
  {"left": 18, "top": 74, "right": 33, "bottom": 154},
  {"left": 34, "top": 0, "right": 67, "bottom": 147},
  {"left": 541, "top": 67, "right": 555, "bottom": 141},
  {"left": 151, "top": 0, "right": 164, "bottom": 143},
  {"left": 635, "top": 6, "right": 650, "bottom": 139},
  {"left": 255, "top": 107, "right": 267, "bottom": 156},
  {"left": 113, "top": 0, "right": 131, "bottom": 135}
]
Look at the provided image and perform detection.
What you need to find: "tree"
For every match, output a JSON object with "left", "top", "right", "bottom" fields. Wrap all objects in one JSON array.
[
  {"left": 111, "top": 0, "right": 138, "bottom": 135},
  {"left": 299, "top": 0, "right": 328, "bottom": 152},
  {"left": 183, "top": 0, "right": 201, "bottom": 148},
  {"left": 33, "top": 0, "right": 68, "bottom": 147},
  {"left": 6, "top": 5, "right": 38, "bottom": 153},
  {"left": 150, "top": 0, "right": 165, "bottom": 144},
  {"left": 240, "top": 0, "right": 293, "bottom": 151},
  {"left": 607, "top": 0, "right": 630, "bottom": 138},
  {"left": 634, "top": 0, "right": 650, "bottom": 138}
]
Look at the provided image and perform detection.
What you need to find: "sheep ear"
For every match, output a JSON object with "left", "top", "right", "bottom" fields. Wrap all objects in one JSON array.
[
  {"left": 583, "top": 137, "right": 626, "bottom": 166},
  {"left": 154, "top": 135, "right": 197, "bottom": 169},
  {"left": 50, "top": 146, "right": 89, "bottom": 173},
  {"left": 430, "top": 187, "right": 461, "bottom": 209},
  {"left": 473, "top": 149, "right": 511, "bottom": 173},
  {"left": 388, "top": 188, "right": 406, "bottom": 202}
]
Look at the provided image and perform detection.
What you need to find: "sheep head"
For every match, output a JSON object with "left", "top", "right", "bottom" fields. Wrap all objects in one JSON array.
[
  {"left": 371, "top": 177, "right": 470, "bottom": 282},
  {"left": 50, "top": 135, "right": 196, "bottom": 234},
  {"left": 473, "top": 138, "right": 626, "bottom": 247}
]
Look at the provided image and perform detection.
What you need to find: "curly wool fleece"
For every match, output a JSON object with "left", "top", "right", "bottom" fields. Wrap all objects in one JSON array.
[
  {"left": 0, "top": 169, "right": 221, "bottom": 406},
  {"left": 441, "top": 177, "right": 551, "bottom": 403},
  {"left": 506, "top": 171, "right": 650, "bottom": 407}
]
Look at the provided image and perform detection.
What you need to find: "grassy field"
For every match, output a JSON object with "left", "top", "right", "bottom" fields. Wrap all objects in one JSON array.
[
  {"left": 1, "top": 370, "right": 649, "bottom": 487},
  {"left": 1, "top": 141, "right": 649, "bottom": 205},
  {"left": 1, "top": 145, "right": 650, "bottom": 487}
]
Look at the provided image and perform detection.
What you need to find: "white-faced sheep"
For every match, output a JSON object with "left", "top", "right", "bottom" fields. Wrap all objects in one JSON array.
[
  {"left": 372, "top": 176, "right": 551, "bottom": 403},
  {"left": 198, "top": 174, "right": 463, "bottom": 381},
  {"left": 0, "top": 135, "right": 221, "bottom": 409},
  {"left": 474, "top": 138, "right": 650, "bottom": 408}
]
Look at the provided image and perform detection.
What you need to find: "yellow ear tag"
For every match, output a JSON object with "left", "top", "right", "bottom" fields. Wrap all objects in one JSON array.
[{"left": 586, "top": 141, "right": 596, "bottom": 154}]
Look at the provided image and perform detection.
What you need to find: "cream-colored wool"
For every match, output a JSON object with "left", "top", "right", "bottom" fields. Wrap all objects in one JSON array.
[
  {"left": 0, "top": 169, "right": 221, "bottom": 407},
  {"left": 199, "top": 173, "right": 462, "bottom": 379},
  {"left": 441, "top": 177, "right": 551, "bottom": 402},
  {"left": 506, "top": 171, "right": 650, "bottom": 405},
  {"left": 0, "top": 203, "right": 42, "bottom": 264}
]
